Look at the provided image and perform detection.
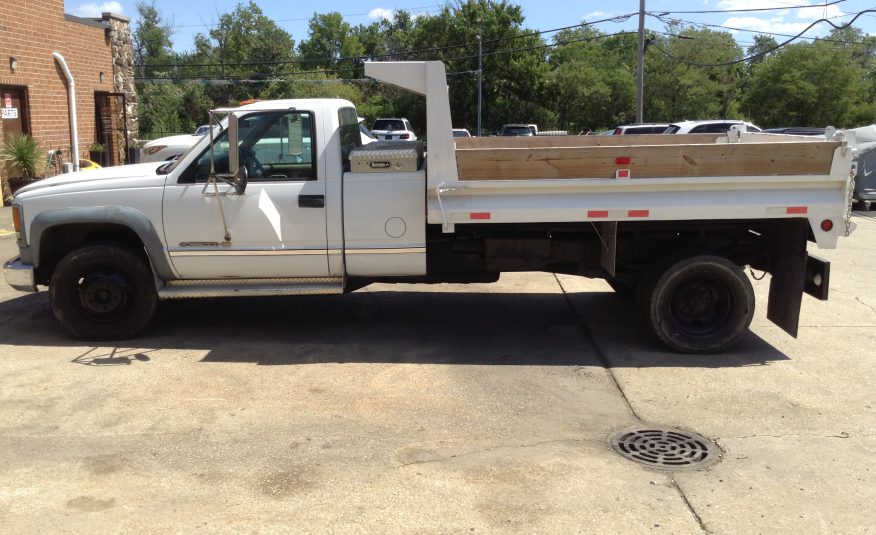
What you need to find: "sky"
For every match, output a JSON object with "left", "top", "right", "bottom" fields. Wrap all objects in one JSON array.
[{"left": 65, "top": 0, "right": 876, "bottom": 54}]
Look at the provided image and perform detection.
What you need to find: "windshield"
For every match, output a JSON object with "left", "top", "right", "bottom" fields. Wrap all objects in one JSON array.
[
  {"left": 156, "top": 133, "right": 211, "bottom": 175},
  {"left": 502, "top": 126, "right": 532, "bottom": 136},
  {"left": 373, "top": 119, "right": 405, "bottom": 131},
  {"left": 664, "top": 125, "right": 681, "bottom": 134}
]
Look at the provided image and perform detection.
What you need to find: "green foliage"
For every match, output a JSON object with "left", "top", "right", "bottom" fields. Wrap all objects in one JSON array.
[
  {"left": 139, "top": 82, "right": 184, "bottom": 137},
  {"left": 132, "top": 1, "right": 876, "bottom": 138},
  {"left": 134, "top": 1, "right": 175, "bottom": 75},
  {"left": 0, "top": 133, "right": 46, "bottom": 179},
  {"left": 745, "top": 40, "right": 876, "bottom": 127}
]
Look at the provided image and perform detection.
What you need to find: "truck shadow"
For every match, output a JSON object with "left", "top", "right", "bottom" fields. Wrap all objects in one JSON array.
[{"left": 0, "top": 289, "right": 788, "bottom": 368}]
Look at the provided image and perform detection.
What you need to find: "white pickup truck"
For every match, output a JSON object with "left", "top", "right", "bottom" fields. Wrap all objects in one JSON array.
[{"left": 3, "top": 61, "right": 857, "bottom": 353}]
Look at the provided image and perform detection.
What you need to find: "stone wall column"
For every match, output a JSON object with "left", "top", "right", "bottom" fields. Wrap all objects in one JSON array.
[{"left": 102, "top": 12, "right": 138, "bottom": 163}]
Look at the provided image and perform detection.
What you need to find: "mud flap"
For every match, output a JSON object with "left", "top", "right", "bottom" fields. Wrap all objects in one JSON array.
[
  {"left": 766, "top": 219, "right": 808, "bottom": 337},
  {"left": 598, "top": 221, "right": 618, "bottom": 277}
]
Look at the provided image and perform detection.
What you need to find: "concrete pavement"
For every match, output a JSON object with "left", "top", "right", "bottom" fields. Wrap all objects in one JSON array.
[{"left": 0, "top": 206, "right": 873, "bottom": 533}]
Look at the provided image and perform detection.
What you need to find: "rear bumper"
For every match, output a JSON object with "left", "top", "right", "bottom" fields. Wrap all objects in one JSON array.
[{"left": 3, "top": 256, "right": 36, "bottom": 292}]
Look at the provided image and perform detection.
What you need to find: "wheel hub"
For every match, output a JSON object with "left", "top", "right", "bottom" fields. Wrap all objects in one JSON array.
[{"left": 78, "top": 272, "right": 129, "bottom": 317}]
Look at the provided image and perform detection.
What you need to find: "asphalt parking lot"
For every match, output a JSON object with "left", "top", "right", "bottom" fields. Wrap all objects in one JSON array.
[{"left": 0, "top": 207, "right": 874, "bottom": 534}]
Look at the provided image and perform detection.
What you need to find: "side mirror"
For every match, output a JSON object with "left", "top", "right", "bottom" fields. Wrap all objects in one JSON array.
[
  {"left": 234, "top": 165, "right": 248, "bottom": 195},
  {"left": 227, "top": 113, "right": 240, "bottom": 173}
]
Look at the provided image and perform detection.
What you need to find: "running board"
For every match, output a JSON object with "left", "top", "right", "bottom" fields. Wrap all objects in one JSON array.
[{"left": 158, "top": 277, "right": 344, "bottom": 299}]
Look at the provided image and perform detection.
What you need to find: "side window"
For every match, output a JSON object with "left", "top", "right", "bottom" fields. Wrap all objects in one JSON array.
[
  {"left": 338, "top": 107, "right": 362, "bottom": 172},
  {"left": 180, "top": 111, "right": 316, "bottom": 183},
  {"left": 690, "top": 125, "right": 709, "bottom": 134}
]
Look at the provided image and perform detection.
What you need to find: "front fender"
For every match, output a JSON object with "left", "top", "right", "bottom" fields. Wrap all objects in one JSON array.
[{"left": 24, "top": 206, "right": 175, "bottom": 280}]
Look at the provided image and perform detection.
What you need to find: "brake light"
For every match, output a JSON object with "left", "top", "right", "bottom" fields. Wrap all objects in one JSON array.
[
  {"left": 821, "top": 219, "right": 833, "bottom": 232},
  {"left": 399, "top": 133, "right": 410, "bottom": 140},
  {"left": 12, "top": 205, "right": 21, "bottom": 233}
]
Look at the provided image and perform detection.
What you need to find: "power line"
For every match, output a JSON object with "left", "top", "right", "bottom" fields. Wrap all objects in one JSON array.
[
  {"left": 651, "top": 11, "right": 875, "bottom": 46},
  {"left": 168, "top": 3, "right": 446, "bottom": 29},
  {"left": 135, "top": 31, "right": 637, "bottom": 82},
  {"left": 646, "top": 8, "right": 876, "bottom": 68},
  {"left": 136, "top": 14, "right": 636, "bottom": 70},
  {"left": 650, "top": 0, "right": 845, "bottom": 15}
]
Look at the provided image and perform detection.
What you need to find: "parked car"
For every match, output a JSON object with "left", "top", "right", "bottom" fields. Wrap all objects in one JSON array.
[
  {"left": 762, "top": 127, "right": 827, "bottom": 137},
  {"left": 498, "top": 124, "right": 534, "bottom": 136},
  {"left": 371, "top": 118, "right": 417, "bottom": 141},
  {"left": 140, "top": 126, "right": 212, "bottom": 163},
  {"left": 613, "top": 123, "right": 669, "bottom": 135},
  {"left": 358, "top": 120, "right": 377, "bottom": 145},
  {"left": 452, "top": 128, "right": 472, "bottom": 138},
  {"left": 664, "top": 120, "right": 762, "bottom": 134}
]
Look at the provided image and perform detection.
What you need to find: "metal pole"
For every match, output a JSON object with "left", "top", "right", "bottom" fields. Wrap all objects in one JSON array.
[
  {"left": 477, "top": 21, "right": 483, "bottom": 136},
  {"left": 635, "top": 0, "right": 645, "bottom": 123}
]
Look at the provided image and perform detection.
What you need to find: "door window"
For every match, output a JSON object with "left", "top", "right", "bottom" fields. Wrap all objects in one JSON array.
[{"left": 179, "top": 111, "right": 316, "bottom": 183}]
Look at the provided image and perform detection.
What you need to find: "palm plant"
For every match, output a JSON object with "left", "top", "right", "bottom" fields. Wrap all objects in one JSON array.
[{"left": 0, "top": 133, "right": 46, "bottom": 179}]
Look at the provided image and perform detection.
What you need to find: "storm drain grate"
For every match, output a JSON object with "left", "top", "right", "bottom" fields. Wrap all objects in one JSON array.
[{"left": 610, "top": 427, "right": 720, "bottom": 471}]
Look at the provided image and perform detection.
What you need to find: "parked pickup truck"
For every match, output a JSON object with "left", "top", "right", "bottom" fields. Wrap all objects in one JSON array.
[{"left": 3, "top": 61, "right": 858, "bottom": 353}]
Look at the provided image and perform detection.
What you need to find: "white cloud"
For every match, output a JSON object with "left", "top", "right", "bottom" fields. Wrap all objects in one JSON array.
[
  {"left": 583, "top": 11, "right": 608, "bottom": 20},
  {"left": 717, "top": 0, "right": 842, "bottom": 21},
  {"left": 722, "top": 16, "right": 811, "bottom": 35},
  {"left": 70, "top": 1, "right": 123, "bottom": 17},
  {"left": 368, "top": 8, "right": 394, "bottom": 21}
]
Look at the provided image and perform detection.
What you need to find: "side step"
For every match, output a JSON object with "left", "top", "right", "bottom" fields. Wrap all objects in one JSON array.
[{"left": 158, "top": 277, "right": 344, "bottom": 300}]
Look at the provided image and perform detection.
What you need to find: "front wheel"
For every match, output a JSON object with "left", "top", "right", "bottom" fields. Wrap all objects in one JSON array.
[
  {"left": 49, "top": 245, "right": 157, "bottom": 340},
  {"left": 644, "top": 255, "right": 754, "bottom": 354}
]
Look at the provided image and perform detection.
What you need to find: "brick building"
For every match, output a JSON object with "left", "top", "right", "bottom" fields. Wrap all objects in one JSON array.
[{"left": 0, "top": 0, "right": 137, "bottom": 199}]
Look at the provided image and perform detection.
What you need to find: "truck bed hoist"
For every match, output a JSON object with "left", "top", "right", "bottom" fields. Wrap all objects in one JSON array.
[{"left": 3, "top": 61, "right": 857, "bottom": 353}]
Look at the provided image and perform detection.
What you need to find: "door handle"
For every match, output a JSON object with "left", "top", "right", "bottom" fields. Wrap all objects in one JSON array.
[{"left": 298, "top": 194, "right": 325, "bottom": 208}]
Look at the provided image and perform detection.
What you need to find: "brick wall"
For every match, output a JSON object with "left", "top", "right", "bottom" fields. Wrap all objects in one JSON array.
[{"left": 0, "top": 0, "right": 118, "bottom": 187}]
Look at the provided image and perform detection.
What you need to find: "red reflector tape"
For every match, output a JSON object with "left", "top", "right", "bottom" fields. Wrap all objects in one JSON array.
[
  {"left": 615, "top": 157, "right": 631, "bottom": 165},
  {"left": 628, "top": 210, "right": 649, "bottom": 218},
  {"left": 469, "top": 212, "right": 491, "bottom": 220},
  {"left": 616, "top": 169, "right": 631, "bottom": 179},
  {"left": 786, "top": 206, "right": 808, "bottom": 214},
  {"left": 588, "top": 210, "right": 609, "bottom": 218}
]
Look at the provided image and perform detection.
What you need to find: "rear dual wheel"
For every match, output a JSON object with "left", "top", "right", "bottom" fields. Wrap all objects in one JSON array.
[{"left": 641, "top": 255, "right": 754, "bottom": 354}]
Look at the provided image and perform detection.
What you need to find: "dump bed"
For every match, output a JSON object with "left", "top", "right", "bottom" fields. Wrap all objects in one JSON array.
[
  {"left": 364, "top": 61, "right": 855, "bottom": 249},
  {"left": 453, "top": 134, "right": 840, "bottom": 180}
]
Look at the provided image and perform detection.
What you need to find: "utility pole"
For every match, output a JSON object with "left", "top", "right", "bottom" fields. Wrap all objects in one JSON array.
[
  {"left": 477, "top": 16, "right": 483, "bottom": 136},
  {"left": 635, "top": 0, "right": 645, "bottom": 123}
]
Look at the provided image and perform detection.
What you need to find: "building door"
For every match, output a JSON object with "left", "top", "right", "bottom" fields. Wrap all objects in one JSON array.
[
  {"left": 94, "top": 92, "right": 128, "bottom": 166},
  {"left": 1, "top": 86, "right": 29, "bottom": 140},
  {"left": 1, "top": 87, "right": 29, "bottom": 200}
]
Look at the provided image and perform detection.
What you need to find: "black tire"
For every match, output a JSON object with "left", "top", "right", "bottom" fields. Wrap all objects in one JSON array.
[
  {"left": 644, "top": 255, "right": 754, "bottom": 354},
  {"left": 49, "top": 245, "right": 157, "bottom": 340}
]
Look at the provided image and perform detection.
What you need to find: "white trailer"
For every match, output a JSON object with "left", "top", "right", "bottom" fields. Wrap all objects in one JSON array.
[{"left": 3, "top": 61, "right": 856, "bottom": 353}]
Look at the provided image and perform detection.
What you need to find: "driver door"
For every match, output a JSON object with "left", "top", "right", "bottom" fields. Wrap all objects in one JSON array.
[{"left": 163, "top": 110, "right": 330, "bottom": 279}]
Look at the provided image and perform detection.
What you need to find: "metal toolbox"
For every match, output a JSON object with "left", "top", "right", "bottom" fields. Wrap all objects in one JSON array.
[{"left": 350, "top": 141, "right": 424, "bottom": 173}]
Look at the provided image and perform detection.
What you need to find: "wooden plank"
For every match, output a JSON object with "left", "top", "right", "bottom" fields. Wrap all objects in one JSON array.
[
  {"left": 454, "top": 133, "right": 724, "bottom": 149},
  {"left": 455, "top": 142, "right": 839, "bottom": 180}
]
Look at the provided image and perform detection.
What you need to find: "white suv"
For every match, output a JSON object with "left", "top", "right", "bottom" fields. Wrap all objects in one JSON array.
[
  {"left": 665, "top": 120, "right": 761, "bottom": 134},
  {"left": 371, "top": 118, "right": 417, "bottom": 141}
]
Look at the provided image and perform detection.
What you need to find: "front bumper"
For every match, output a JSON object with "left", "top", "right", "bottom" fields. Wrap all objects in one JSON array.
[{"left": 3, "top": 256, "right": 36, "bottom": 292}]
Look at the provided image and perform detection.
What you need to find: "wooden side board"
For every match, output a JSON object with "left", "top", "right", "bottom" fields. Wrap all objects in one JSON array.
[
  {"left": 454, "top": 133, "right": 724, "bottom": 149},
  {"left": 455, "top": 141, "right": 840, "bottom": 180}
]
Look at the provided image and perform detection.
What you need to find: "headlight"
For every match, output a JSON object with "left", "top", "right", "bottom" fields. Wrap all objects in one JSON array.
[{"left": 144, "top": 145, "right": 167, "bottom": 156}]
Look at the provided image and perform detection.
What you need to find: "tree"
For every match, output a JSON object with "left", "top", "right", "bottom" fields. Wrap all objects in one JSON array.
[
  {"left": 133, "top": 1, "right": 175, "bottom": 77},
  {"left": 645, "top": 26, "right": 744, "bottom": 121},
  {"left": 545, "top": 28, "right": 636, "bottom": 132},
  {"left": 744, "top": 40, "right": 874, "bottom": 127},
  {"left": 193, "top": 1, "right": 297, "bottom": 103},
  {"left": 298, "top": 13, "right": 365, "bottom": 75}
]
